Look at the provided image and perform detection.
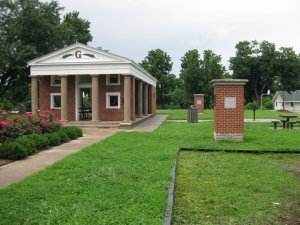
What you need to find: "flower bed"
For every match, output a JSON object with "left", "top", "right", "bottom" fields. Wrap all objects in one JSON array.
[
  {"left": 0, "top": 111, "right": 83, "bottom": 160},
  {"left": 0, "top": 110, "right": 62, "bottom": 143}
]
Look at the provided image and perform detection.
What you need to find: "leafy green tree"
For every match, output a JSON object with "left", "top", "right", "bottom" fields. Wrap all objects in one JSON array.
[
  {"left": 230, "top": 40, "right": 300, "bottom": 107},
  {"left": 140, "top": 49, "right": 175, "bottom": 108},
  {"left": 180, "top": 49, "right": 226, "bottom": 108},
  {"left": 277, "top": 47, "right": 300, "bottom": 92},
  {"left": 0, "top": 0, "right": 92, "bottom": 103},
  {"left": 230, "top": 41, "right": 278, "bottom": 107}
]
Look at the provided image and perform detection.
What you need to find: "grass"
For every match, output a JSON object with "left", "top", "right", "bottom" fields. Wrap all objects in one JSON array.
[
  {"left": 173, "top": 152, "right": 300, "bottom": 225},
  {"left": 0, "top": 122, "right": 299, "bottom": 224},
  {"left": 157, "top": 109, "right": 295, "bottom": 120}
]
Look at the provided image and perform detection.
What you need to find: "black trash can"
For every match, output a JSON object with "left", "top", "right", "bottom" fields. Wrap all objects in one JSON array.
[{"left": 187, "top": 105, "right": 198, "bottom": 123}]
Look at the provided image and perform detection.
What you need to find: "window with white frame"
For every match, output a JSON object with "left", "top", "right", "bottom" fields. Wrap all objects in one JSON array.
[
  {"left": 50, "top": 93, "right": 61, "bottom": 109},
  {"left": 106, "top": 92, "right": 120, "bottom": 109},
  {"left": 51, "top": 75, "right": 61, "bottom": 86},
  {"left": 106, "top": 74, "right": 120, "bottom": 85}
]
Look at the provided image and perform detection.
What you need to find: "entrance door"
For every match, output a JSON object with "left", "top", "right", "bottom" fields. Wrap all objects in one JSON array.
[{"left": 79, "top": 88, "right": 92, "bottom": 120}]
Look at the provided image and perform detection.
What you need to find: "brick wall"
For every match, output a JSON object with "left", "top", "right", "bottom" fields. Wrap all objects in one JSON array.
[
  {"left": 39, "top": 76, "right": 61, "bottom": 119},
  {"left": 38, "top": 75, "right": 154, "bottom": 121},
  {"left": 193, "top": 95, "right": 204, "bottom": 113},
  {"left": 98, "top": 76, "right": 124, "bottom": 121},
  {"left": 151, "top": 86, "right": 156, "bottom": 115},
  {"left": 214, "top": 85, "right": 244, "bottom": 134}
]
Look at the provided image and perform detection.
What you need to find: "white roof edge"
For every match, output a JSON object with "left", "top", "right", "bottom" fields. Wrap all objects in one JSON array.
[
  {"left": 27, "top": 42, "right": 131, "bottom": 65},
  {"left": 27, "top": 43, "right": 157, "bottom": 86}
]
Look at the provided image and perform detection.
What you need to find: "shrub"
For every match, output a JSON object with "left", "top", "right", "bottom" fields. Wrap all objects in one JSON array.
[
  {"left": 263, "top": 100, "right": 274, "bottom": 110},
  {"left": 15, "top": 136, "right": 37, "bottom": 155},
  {"left": 45, "top": 133, "right": 61, "bottom": 146},
  {"left": 245, "top": 102, "right": 257, "bottom": 110},
  {"left": 0, "top": 142, "right": 27, "bottom": 160},
  {"left": 28, "top": 134, "right": 50, "bottom": 150},
  {"left": 60, "top": 126, "right": 82, "bottom": 140},
  {"left": 57, "top": 130, "right": 70, "bottom": 143}
]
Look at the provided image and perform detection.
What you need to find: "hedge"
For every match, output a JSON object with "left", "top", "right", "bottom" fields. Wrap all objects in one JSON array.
[{"left": 0, "top": 126, "right": 82, "bottom": 160}]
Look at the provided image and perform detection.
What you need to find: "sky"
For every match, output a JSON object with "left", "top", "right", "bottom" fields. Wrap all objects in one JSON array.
[{"left": 51, "top": 0, "right": 300, "bottom": 75}]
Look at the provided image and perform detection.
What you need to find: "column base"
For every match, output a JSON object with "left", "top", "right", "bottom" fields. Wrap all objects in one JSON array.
[{"left": 214, "top": 132, "right": 244, "bottom": 142}]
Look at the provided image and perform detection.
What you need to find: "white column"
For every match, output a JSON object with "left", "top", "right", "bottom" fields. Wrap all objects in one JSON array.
[
  {"left": 91, "top": 75, "right": 99, "bottom": 121},
  {"left": 123, "top": 75, "right": 131, "bottom": 122},
  {"left": 143, "top": 83, "right": 148, "bottom": 115},
  {"left": 31, "top": 76, "right": 38, "bottom": 114},
  {"left": 60, "top": 75, "right": 68, "bottom": 121},
  {"left": 137, "top": 80, "right": 143, "bottom": 118}
]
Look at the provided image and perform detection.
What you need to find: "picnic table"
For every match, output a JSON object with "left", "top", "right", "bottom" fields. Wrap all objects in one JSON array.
[
  {"left": 280, "top": 114, "right": 298, "bottom": 129},
  {"left": 79, "top": 107, "right": 92, "bottom": 120}
]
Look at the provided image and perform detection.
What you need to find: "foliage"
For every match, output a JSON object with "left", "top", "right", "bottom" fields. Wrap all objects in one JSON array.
[
  {"left": 57, "top": 129, "right": 70, "bottom": 143},
  {"left": 244, "top": 101, "right": 257, "bottom": 110},
  {"left": 0, "top": 122, "right": 299, "bottom": 224},
  {"left": 0, "top": 0, "right": 92, "bottom": 102},
  {"left": 60, "top": 126, "right": 83, "bottom": 140},
  {"left": 45, "top": 132, "right": 61, "bottom": 146},
  {"left": 263, "top": 100, "right": 274, "bottom": 110},
  {"left": 14, "top": 136, "right": 37, "bottom": 154},
  {"left": 180, "top": 49, "right": 226, "bottom": 108},
  {"left": 0, "top": 99, "right": 14, "bottom": 110},
  {"left": 230, "top": 40, "right": 300, "bottom": 106},
  {"left": 140, "top": 49, "right": 175, "bottom": 108},
  {"left": 0, "top": 110, "right": 62, "bottom": 143},
  {"left": 0, "top": 142, "right": 27, "bottom": 160}
]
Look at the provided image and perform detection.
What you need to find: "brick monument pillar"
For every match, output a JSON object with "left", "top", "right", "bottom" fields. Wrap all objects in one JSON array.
[
  {"left": 211, "top": 79, "right": 248, "bottom": 142},
  {"left": 193, "top": 94, "right": 205, "bottom": 113}
]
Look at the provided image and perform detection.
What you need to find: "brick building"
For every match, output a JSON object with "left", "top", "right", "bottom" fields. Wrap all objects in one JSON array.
[{"left": 28, "top": 43, "right": 157, "bottom": 127}]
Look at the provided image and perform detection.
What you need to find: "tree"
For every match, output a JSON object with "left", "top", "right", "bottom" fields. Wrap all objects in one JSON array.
[
  {"left": 230, "top": 40, "right": 278, "bottom": 107},
  {"left": 230, "top": 40, "right": 300, "bottom": 107},
  {"left": 180, "top": 49, "right": 226, "bottom": 108},
  {"left": 140, "top": 49, "right": 175, "bottom": 108},
  {"left": 0, "top": 0, "right": 92, "bottom": 103}
]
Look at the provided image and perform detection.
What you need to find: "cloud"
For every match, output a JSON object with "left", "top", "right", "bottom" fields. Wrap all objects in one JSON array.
[{"left": 42, "top": 0, "right": 300, "bottom": 75}]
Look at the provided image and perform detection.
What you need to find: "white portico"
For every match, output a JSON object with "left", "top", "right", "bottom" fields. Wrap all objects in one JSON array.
[{"left": 28, "top": 43, "right": 157, "bottom": 126}]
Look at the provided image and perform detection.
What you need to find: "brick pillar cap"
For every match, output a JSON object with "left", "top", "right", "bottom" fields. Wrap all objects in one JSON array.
[
  {"left": 211, "top": 79, "right": 248, "bottom": 86},
  {"left": 193, "top": 94, "right": 205, "bottom": 96}
]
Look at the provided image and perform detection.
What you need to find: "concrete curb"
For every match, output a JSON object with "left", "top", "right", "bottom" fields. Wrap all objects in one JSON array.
[{"left": 164, "top": 148, "right": 179, "bottom": 225}]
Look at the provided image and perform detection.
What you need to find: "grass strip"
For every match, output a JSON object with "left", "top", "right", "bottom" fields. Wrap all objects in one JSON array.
[{"left": 173, "top": 151, "right": 300, "bottom": 225}]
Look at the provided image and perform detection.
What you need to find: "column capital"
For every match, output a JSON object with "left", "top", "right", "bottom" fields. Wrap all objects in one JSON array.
[
  {"left": 90, "top": 74, "right": 99, "bottom": 77},
  {"left": 58, "top": 75, "right": 68, "bottom": 78}
]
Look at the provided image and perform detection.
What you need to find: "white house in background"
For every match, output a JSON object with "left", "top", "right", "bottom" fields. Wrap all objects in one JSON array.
[{"left": 272, "top": 91, "right": 300, "bottom": 112}]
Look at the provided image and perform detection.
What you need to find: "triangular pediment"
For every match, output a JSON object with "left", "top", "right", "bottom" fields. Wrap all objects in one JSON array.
[{"left": 28, "top": 43, "right": 131, "bottom": 65}]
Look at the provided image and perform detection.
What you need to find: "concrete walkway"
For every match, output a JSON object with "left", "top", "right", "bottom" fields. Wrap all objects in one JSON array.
[
  {"left": 129, "top": 115, "right": 167, "bottom": 132},
  {"left": 0, "top": 116, "right": 166, "bottom": 189},
  {"left": 168, "top": 118, "right": 278, "bottom": 123}
]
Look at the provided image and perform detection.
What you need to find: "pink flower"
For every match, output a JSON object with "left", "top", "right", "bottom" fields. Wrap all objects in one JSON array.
[{"left": 0, "top": 121, "right": 10, "bottom": 126}]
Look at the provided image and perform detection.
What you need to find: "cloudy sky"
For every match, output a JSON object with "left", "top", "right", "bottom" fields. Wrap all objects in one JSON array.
[{"left": 54, "top": 0, "right": 299, "bottom": 75}]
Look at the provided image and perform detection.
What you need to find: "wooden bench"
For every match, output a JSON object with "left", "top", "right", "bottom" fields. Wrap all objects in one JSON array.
[
  {"left": 271, "top": 121, "right": 280, "bottom": 129},
  {"left": 287, "top": 121, "right": 297, "bottom": 129}
]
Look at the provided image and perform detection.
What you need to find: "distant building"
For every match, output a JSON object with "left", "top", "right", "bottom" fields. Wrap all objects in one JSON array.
[
  {"left": 272, "top": 91, "right": 300, "bottom": 112},
  {"left": 28, "top": 43, "right": 157, "bottom": 125}
]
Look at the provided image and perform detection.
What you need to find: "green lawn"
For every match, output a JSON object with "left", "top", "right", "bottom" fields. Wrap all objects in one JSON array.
[
  {"left": 173, "top": 152, "right": 300, "bottom": 225},
  {"left": 0, "top": 122, "right": 299, "bottom": 224},
  {"left": 157, "top": 109, "right": 294, "bottom": 120}
]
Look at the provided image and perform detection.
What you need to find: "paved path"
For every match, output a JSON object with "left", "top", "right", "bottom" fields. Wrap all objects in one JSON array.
[
  {"left": 168, "top": 119, "right": 278, "bottom": 123},
  {"left": 129, "top": 115, "right": 167, "bottom": 132},
  {"left": 0, "top": 116, "right": 166, "bottom": 189}
]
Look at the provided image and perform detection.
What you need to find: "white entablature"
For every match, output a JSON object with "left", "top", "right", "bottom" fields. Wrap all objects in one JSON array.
[{"left": 28, "top": 42, "right": 157, "bottom": 87}]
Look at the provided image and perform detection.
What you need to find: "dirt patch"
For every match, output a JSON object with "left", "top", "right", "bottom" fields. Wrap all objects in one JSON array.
[
  {"left": 287, "top": 162, "right": 300, "bottom": 181},
  {"left": 0, "top": 159, "right": 13, "bottom": 167}
]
